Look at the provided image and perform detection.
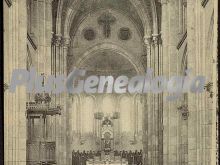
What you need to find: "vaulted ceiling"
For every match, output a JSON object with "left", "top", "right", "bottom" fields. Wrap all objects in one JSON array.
[
  {"left": 68, "top": 0, "right": 144, "bottom": 37},
  {"left": 53, "top": 0, "right": 161, "bottom": 38},
  {"left": 52, "top": 0, "right": 161, "bottom": 75}
]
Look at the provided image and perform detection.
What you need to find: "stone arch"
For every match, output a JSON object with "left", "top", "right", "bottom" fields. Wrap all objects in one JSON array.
[
  {"left": 55, "top": 0, "right": 159, "bottom": 38},
  {"left": 69, "top": 8, "right": 144, "bottom": 39},
  {"left": 55, "top": 0, "right": 64, "bottom": 35},
  {"left": 84, "top": 94, "right": 98, "bottom": 110},
  {"left": 81, "top": 95, "right": 96, "bottom": 133},
  {"left": 206, "top": 10, "right": 214, "bottom": 60},
  {"left": 73, "top": 42, "right": 145, "bottom": 74},
  {"left": 150, "top": 0, "right": 159, "bottom": 34},
  {"left": 133, "top": 94, "right": 143, "bottom": 133},
  {"left": 118, "top": 94, "right": 134, "bottom": 132},
  {"left": 69, "top": 94, "right": 82, "bottom": 134},
  {"left": 101, "top": 95, "right": 116, "bottom": 115}
]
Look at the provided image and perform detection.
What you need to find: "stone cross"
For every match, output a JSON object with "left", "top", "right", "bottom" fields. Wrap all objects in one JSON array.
[{"left": 98, "top": 13, "right": 116, "bottom": 38}]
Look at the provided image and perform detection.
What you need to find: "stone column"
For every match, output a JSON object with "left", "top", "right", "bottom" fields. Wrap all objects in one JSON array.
[
  {"left": 51, "top": 35, "right": 71, "bottom": 165},
  {"left": 161, "top": 1, "right": 180, "bottom": 164},
  {"left": 187, "top": 0, "right": 199, "bottom": 164},
  {"left": 62, "top": 37, "right": 71, "bottom": 165},
  {"left": 143, "top": 33, "right": 163, "bottom": 165},
  {"left": 4, "top": 0, "right": 27, "bottom": 164},
  {"left": 160, "top": 0, "right": 170, "bottom": 164},
  {"left": 36, "top": 0, "right": 54, "bottom": 150},
  {"left": 156, "top": 35, "right": 164, "bottom": 165},
  {"left": 142, "top": 35, "right": 151, "bottom": 165},
  {"left": 33, "top": 0, "right": 53, "bottom": 75},
  {"left": 153, "top": 35, "right": 159, "bottom": 165},
  {"left": 51, "top": 34, "right": 62, "bottom": 165},
  {"left": 187, "top": 1, "right": 217, "bottom": 164}
]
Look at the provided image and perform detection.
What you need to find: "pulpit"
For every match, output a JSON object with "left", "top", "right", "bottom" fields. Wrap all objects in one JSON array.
[{"left": 26, "top": 93, "right": 61, "bottom": 165}]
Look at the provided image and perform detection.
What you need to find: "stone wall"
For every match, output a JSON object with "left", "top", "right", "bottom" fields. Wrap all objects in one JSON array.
[
  {"left": 161, "top": 0, "right": 217, "bottom": 164},
  {"left": 68, "top": 9, "right": 144, "bottom": 72}
]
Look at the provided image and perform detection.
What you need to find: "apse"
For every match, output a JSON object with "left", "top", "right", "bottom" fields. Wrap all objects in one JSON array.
[{"left": 68, "top": 49, "right": 144, "bottom": 152}]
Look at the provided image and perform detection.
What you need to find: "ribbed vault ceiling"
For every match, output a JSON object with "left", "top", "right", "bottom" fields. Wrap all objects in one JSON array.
[{"left": 58, "top": 0, "right": 159, "bottom": 37}]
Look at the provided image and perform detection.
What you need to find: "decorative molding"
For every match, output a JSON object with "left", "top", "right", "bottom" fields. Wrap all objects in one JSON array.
[
  {"left": 27, "top": 141, "right": 56, "bottom": 164},
  {"left": 111, "top": 112, "right": 120, "bottom": 120},
  {"left": 204, "top": 82, "right": 213, "bottom": 98},
  {"left": 4, "top": 83, "right": 9, "bottom": 92},
  {"left": 27, "top": 33, "right": 37, "bottom": 50},
  {"left": 34, "top": 93, "right": 51, "bottom": 104},
  {"left": 178, "top": 105, "right": 189, "bottom": 120},
  {"left": 83, "top": 28, "right": 96, "bottom": 41},
  {"left": 118, "top": 27, "right": 132, "bottom": 41},
  {"left": 52, "top": 34, "right": 62, "bottom": 46},
  {"left": 26, "top": 93, "right": 62, "bottom": 116},
  {"left": 61, "top": 37, "right": 71, "bottom": 48},
  {"left": 152, "top": 35, "right": 159, "bottom": 45},
  {"left": 183, "top": 0, "right": 187, "bottom": 6},
  {"left": 150, "top": 34, "right": 162, "bottom": 46},
  {"left": 144, "top": 35, "right": 152, "bottom": 47},
  {"left": 177, "top": 31, "right": 187, "bottom": 50},
  {"left": 94, "top": 112, "right": 104, "bottom": 120},
  {"left": 5, "top": 0, "right": 12, "bottom": 7},
  {"left": 201, "top": 0, "right": 209, "bottom": 8}
]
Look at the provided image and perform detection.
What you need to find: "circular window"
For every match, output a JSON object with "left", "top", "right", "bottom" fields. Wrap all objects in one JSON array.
[
  {"left": 83, "top": 28, "right": 96, "bottom": 41},
  {"left": 118, "top": 27, "right": 131, "bottom": 41}
]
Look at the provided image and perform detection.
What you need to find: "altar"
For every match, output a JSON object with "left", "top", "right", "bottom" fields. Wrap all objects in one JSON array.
[
  {"left": 72, "top": 113, "right": 144, "bottom": 165},
  {"left": 86, "top": 117, "right": 129, "bottom": 165},
  {"left": 100, "top": 117, "right": 114, "bottom": 153}
]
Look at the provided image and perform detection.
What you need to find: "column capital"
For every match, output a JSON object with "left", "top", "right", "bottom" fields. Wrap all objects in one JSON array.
[
  {"left": 61, "top": 37, "right": 71, "bottom": 48},
  {"left": 144, "top": 35, "right": 152, "bottom": 46},
  {"left": 52, "top": 34, "right": 62, "bottom": 46},
  {"left": 183, "top": 0, "right": 187, "bottom": 5},
  {"left": 152, "top": 35, "right": 159, "bottom": 45},
  {"left": 152, "top": 34, "right": 161, "bottom": 45}
]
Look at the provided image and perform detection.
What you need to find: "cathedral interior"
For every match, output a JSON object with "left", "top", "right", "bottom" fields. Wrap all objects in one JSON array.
[{"left": 3, "top": 0, "right": 218, "bottom": 165}]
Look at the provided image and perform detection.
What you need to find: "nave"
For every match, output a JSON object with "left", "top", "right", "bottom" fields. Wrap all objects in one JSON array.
[{"left": 3, "top": 0, "right": 217, "bottom": 165}]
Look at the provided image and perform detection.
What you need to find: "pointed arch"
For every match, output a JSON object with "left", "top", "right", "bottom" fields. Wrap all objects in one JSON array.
[{"left": 55, "top": 0, "right": 160, "bottom": 38}]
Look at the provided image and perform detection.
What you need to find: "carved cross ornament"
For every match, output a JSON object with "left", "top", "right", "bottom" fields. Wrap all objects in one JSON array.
[{"left": 98, "top": 12, "right": 116, "bottom": 38}]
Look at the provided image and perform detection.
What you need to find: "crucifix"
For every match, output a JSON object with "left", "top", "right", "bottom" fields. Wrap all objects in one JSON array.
[{"left": 98, "top": 12, "right": 116, "bottom": 38}]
